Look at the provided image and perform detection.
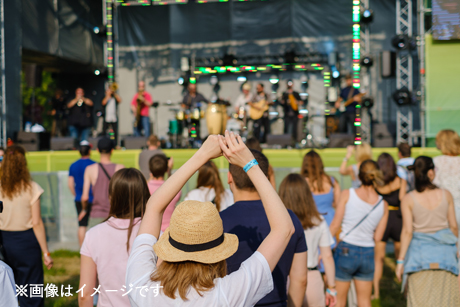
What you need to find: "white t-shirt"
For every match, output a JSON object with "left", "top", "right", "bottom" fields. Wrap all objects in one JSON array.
[
  {"left": 304, "top": 217, "right": 335, "bottom": 268},
  {"left": 105, "top": 97, "right": 117, "bottom": 123},
  {"left": 184, "top": 187, "right": 234, "bottom": 212},
  {"left": 126, "top": 234, "right": 273, "bottom": 307},
  {"left": 233, "top": 93, "right": 253, "bottom": 112},
  {"left": 0, "top": 261, "right": 17, "bottom": 307}
]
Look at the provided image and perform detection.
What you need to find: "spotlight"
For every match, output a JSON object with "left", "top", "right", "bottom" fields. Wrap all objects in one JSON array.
[
  {"left": 362, "top": 97, "right": 374, "bottom": 108},
  {"left": 177, "top": 77, "right": 185, "bottom": 85},
  {"left": 332, "top": 70, "right": 340, "bottom": 79},
  {"left": 391, "top": 35, "right": 415, "bottom": 50},
  {"left": 237, "top": 76, "right": 247, "bottom": 82},
  {"left": 93, "top": 25, "right": 107, "bottom": 37},
  {"left": 392, "top": 88, "right": 413, "bottom": 106},
  {"left": 93, "top": 27, "right": 100, "bottom": 34},
  {"left": 361, "top": 9, "right": 374, "bottom": 24},
  {"left": 209, "top": 75, "right": 218, "bottom": 85},
  {"left": 94, "top": 69, "right": 101, "bottom": 76},
  {"left": 269, "top": 75, "right": 280, "bottom": 84},
  {"left": 361, "top": 56, "right": 374, "bottom": 67},
  {"left": 189, "top": 77, "right": 197, "bottom": 84}
]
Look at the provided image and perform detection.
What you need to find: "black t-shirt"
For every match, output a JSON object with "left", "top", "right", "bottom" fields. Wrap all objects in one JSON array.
[
  {"left": 67, "top": 101, "right": 93, "bottom": 128},
  {"left": 182, "top": 92, "right": 209, "bottom": 109},
  {"left": 340, "top": 86, "right": 361, "bottom": 114},
  {"left": 52, "top": 97, "right": 66, "bottom": 119},
  {"left": 281, "top": 91, "right": 302, "bottom": 115}
]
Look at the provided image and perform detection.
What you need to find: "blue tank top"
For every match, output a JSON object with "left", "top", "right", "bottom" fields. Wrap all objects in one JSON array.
[{"left": 312, "top": 177, "right": 336, "bottom": 226}]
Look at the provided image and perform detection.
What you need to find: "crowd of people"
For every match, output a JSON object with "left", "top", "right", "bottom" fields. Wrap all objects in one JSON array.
[{"left": 1, "top": 129, "right": 460, "bottom": 307}]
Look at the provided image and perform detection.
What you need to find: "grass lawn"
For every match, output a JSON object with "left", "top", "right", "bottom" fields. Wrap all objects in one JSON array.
[{"left": 43, "top": 250, "right": 406, "bottom": 307}]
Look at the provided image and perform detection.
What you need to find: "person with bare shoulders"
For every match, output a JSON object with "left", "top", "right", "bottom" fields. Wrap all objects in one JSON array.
[
  {"left": 396, "top": 156, "right": 459, "bottom": 306},
  {"left": 339, "top": 143, "right": 372, "bottom": 188},
  {"left": 79, "top": 137, "right": 124, "bottom": 228},
  {"left": 301, "top": 150, "right": 341, "bottom": 227},
  {"left": 330, "top": 160, "right": 389, "bottom": 307},
  {"left": 372, "top": 153, "right": 407, "bottom": 301}
]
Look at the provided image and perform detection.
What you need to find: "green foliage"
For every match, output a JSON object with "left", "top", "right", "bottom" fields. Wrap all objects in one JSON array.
[{"left": 21, "top": 71, "right": 57, "bottom": 131}]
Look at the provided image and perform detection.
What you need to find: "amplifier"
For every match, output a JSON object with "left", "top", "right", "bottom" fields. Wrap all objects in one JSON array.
[
  {"left": 266, "top": 134, "right": 293, "bottom": 147},
  {"left": 328, "top": 133, "right": 355, "bottom": 148},
  {"left": 50, "top": 137, "right": 77, "bottom": 151},
  {"left": 122, "top": 136, "right": 147, "bottom": 150},
  {"left": 16, "top": 132, "right": 50, "bottom": 151}
]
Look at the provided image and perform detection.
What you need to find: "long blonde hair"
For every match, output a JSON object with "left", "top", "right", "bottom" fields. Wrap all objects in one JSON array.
[
  {"left": 355, "top": 142, "right": 372, "bottom": 164},
  {"left": 436, "top": 129, "right": 460, "bottom": 156},
  {"left": 151, "top": 260, "right": 226, "bottom": 300}
]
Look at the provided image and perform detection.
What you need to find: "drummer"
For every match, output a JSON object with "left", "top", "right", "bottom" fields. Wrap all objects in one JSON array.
[
  {"left": 181, "top": 83, "right": 209, "bottom": 139},
  {"left": 233, "top": 82, "right": 253, "bottom": 114}
]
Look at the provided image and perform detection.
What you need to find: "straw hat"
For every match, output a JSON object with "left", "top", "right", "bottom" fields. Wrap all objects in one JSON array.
[
  {"left": 154, "top": 200, "right": 239, "bottom": 264},
  {"left": 242, "top": 83, "right": 251, "bottom": 91}
]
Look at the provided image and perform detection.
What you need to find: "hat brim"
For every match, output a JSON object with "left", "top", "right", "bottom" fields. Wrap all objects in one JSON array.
[{"left": 154, "top": 228, "right": 239, "bottom": 264}]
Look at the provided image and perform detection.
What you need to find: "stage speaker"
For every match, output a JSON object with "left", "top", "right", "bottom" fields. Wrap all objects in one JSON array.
[
  {"left": 16, "top": 131, "right": 50, "bottom": 151},
  {"left": 24, "top": 64, "right": 43, "bottom": 88},
  {"left": 380, "top": 51, "right": 396, "bottom": 78},
  {"left": 88, "top": 137, "right": 101, "bottom": 149},
  {"left": 51, "top": 137, "right": 76, "bottom": 151},
  {"left": 373, "top": 123, "right": 394, "bottom": 147},
  {"left": 328, "top": 133, "right": 355, "bottom": 148},
  {"left": 122, "top": 136, "right": 147, "bottom": 149},
  {"left": 266, "top": 134, "right": 293, "bottom": 147}
]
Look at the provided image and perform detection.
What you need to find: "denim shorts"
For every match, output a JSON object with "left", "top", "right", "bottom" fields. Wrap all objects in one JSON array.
[{"left": 334, "top": 241, "right": 375, "bottom": 282}]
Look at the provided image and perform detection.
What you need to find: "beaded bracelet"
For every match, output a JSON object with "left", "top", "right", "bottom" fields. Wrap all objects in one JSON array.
[{"left": 243, "top": 159, "right": 258, "bottom": 173}]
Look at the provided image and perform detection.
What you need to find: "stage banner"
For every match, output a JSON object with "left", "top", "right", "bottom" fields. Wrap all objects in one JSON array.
[{"left": 425, "top": 34, "right": 460, "bottom": 138}]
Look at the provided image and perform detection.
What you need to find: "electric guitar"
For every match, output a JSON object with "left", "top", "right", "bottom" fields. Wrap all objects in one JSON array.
[
  {"left": 248, "top": 99, "right": 269, "bottom": 120},
  {"left": 338, "top": 93, "right": 366, "bottom": 113}
]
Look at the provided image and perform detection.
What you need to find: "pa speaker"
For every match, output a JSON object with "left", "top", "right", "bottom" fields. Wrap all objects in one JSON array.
[
  {"left": 328, "top": 133, "right": 355, "bottom": 148},
  {"left": 16, "top": 132, "right": 50, "bottom": 151},
  {"left": 51, "top": 137, "right": 76, "bottom": 151},
  {"left": 24, "top": 64, "right": 43, "bottom": 88},
  {"left": 122, "top": 136, "right": 147, "bottom": 149},
  {"left": 266, "top": 134, "right": 293, "bottom": 147},
  {"left": 380, "top": 51, "right": 396, "bottom": 78}
]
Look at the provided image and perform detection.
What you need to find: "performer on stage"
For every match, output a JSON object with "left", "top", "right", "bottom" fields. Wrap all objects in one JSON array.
[
  {"left": 335, "top": 74, "right": 362, "bottom": 134},
  {"left": 233, "top": 83, "right": 253, "bottom": 129},
  {"left": 67, "top": 87, "right": 94, "bottom": 142},
  {"left": 181, "top": 83, "right": 208, "bottom": 139},
  {"left": 249, "top": 83, "right": 271, "bottom": 143},
  {"left": 51, "top": 89, "right": 67, "bottom": 137},
  {"left": 280, "top": 80, "right": 302, "bottom": 141},
  {"left": 102, "top": 83, "right": 121, "bottom": 146},
  {"left": 131, "top": 81, "right": 153, "bottom": 137}
]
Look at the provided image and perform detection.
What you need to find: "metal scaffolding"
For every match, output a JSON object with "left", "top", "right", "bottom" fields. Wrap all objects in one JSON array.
[
  {"left": 359, "top": 0, "right": 371, "bottom": 144},
  {"left": 0, "top": 0, "right": 5, "bottom": 147}
]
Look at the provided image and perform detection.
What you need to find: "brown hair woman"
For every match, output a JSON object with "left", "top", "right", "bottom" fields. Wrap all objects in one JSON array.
[
  {"left": 125, "top": 133, "right": 295, "bottom": 306},
  {"left": 279, "top": 173, "right": 337, "bottom": 307},
  {"left": 184, "top": 160, "right": 234, "bottom": 211},
  {"left": 79, "top": 168, "right": 150, "bottom": 307},
  {"left": 0, "top": 145, "right": 53, "bottom": 307}
]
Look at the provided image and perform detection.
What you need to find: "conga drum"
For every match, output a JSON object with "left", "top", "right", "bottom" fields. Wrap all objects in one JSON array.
[{"left": 206, "top": 103, "right": 227, "bottom": 135}]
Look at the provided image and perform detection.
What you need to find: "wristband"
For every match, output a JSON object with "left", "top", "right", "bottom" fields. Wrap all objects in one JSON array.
[
  {"left": 343, "top": 157, "right": 349, "bottom": 162},
  {"left": 326, "top": 288, "right": 337, "bottom": 296},
  {"left": 243, "top": 159, "right": 258, "bottom": 173},
  {"left": 396, "top": 259, "right": 404, "bottom": 265},
  {"left": 44, "top": 252, "right": 51, "bottom": 257}
]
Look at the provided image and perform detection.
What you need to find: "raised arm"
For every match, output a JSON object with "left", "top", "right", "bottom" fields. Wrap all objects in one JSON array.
[
  {"left": 219, "top": 131, "right": 295, "bottom": 271},
  {"left": 339, "top": 146, "right": 354, "bottom": 176},
  {"left": 396, "top": 194, "right": 414, "bottom": 282},
  {"left": 330, "top": 189, "right": 349, "bottom": 237},
  {"left": 138, "top": 135, "right": 223, "bottom": 239}
]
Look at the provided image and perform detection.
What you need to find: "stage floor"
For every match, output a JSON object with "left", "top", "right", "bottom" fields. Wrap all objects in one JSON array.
[{"left": 26, "top": 147, "right": 441, "bottom": 172}]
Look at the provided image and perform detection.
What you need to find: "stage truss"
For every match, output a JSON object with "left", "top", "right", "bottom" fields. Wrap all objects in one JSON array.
[{"left": 0, "top": 0, "right": 5, "bottom": 147}]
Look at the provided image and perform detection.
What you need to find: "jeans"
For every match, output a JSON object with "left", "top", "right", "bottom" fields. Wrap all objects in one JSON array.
[
  {"left": 338, "top": 112, "right": 356, "bottom": 134},
  {"left": 134, "top": 116, "right": 150, "bottom": 137},
  {"left": 334, "top": 241, "right": 374, "bottom": 282},
  {"left": 253, "top": 112, "right": 270, "bottom": 143},
  {"left": 68, "top": 125, "right": 90, "bottom": 142},
  {"left": 284, "top": 115, "right": 298, "bottom": 141}
]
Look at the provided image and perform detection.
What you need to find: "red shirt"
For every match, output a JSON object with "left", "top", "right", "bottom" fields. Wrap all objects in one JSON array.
[{"left": 131, "top": 92, "right": 152, "bottom": 117}]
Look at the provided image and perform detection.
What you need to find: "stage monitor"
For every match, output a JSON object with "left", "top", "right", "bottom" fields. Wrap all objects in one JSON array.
[
  {"left": 152, "top": 0, "right": 188, "bottom": 5},
  {"left": 432, "top": 0, "right": 460, "bottom": 40}
]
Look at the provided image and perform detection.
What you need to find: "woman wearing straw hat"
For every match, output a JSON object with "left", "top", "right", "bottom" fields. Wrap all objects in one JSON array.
[{"left": 126, "top": 132, "right": 296, "bottom": 306}]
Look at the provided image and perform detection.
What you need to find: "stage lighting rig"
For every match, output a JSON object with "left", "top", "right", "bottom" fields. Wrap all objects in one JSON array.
[
  {"left": 361, "top": 56, "right": 374, "bottom": 67},
  {"left": 391, "top": 35, "right": 416, "bottom": 51},
  {"left": 237, "top": 76, "right": 247, "bottom": 82},
  {"left": 269, "top": 75, "right": 280, "bottom": 85},
  {"left": 93, "top": 25, "right": 107, "bottom": 37},
  {"left": 177, "top": 77, "right": 185, "bottom": 85},
  {"left": 392, "top": 88, "right": 413, "bottom": 106},
  {"left": 361, "top": 9, "right": 374, "bottom": 24},
  {"left": 222, "top": 54, "right": 237, "bottom": 66}
]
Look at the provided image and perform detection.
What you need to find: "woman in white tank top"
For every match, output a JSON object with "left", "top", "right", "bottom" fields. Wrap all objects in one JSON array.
[{"left": 330, "top": 160, "right": 389, "bottom": 307}]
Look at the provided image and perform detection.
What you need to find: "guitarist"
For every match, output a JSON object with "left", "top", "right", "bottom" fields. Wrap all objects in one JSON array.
[
  {"left": 281, "top": 80, "right": 302, "bottom": 142},
  {"left": 249, "top": 83, "right": 272, "bottom": 143},
  {"left": 335, "top": 74, "right": 362, "bottom": 134}
]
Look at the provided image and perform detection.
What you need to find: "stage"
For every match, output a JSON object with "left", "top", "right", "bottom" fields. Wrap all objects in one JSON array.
[{"left": 27, "top": 147, "right": 441, "bottom": 172}]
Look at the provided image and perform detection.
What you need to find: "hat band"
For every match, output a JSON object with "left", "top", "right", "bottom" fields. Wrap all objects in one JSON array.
[{"left": 169, "top": 233, "right": 225, "bottom": 253}]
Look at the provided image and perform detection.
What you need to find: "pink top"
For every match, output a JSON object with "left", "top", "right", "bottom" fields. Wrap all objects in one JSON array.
[
  {"left": 148, "top": 179, "right": 181, "bottom": 231},
  {"left": 130, "top": 92, "right": 152, "bottom": 117},
  {"left": 81, "top": 217, "right": 141, "bottom": 307}
]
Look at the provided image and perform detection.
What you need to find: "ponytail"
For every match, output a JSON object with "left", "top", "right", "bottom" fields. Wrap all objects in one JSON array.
[
  {"left": 411, "top": 156, "right": 437, "bottom": 192},
  {"left": 359, "top": 160, "right": 384, "bottom": 187}
]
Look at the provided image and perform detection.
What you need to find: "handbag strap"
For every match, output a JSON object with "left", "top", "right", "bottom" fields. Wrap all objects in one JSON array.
[
  {"left": 98, "top": 163, "right": 112, "bottom": 181},
  {"left": 342, "top": 198, "right": 384, "bottom": 240}
]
